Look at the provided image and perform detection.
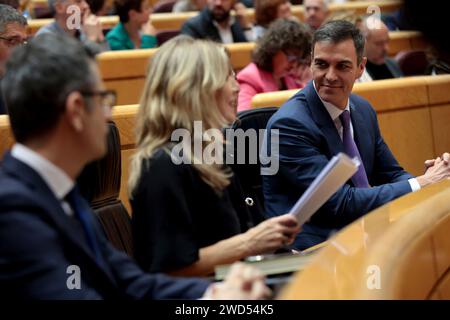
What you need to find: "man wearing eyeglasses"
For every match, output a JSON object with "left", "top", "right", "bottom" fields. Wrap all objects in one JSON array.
[{"left": 0, "top": 4, "right": 27, "bottom": 114}]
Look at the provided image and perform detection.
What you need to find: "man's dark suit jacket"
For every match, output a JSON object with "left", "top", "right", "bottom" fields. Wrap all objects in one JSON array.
[
  {"left": 262, "top": 81, "right": 414, "bottom": 250},
  {"left": 0, "top": 152, "right": 210, "bottom": 299},
  {"left": 181, "top": 8, "right": 248, "bottom": 43}
]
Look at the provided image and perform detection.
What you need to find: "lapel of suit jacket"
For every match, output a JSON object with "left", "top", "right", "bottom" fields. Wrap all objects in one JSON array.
[
  {"left": 303, "top": 81, "right": 344, "bottom": 157},
  {"left": 1, "top": 152, "right": 118, "bottom": 286},
  {"left": 349, "top": 98, "right": 372, "bottom": 176}
]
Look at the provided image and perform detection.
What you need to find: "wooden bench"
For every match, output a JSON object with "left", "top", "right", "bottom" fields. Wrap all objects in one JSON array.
[
  {"left": 280, "top": 179, "right": 450, "bottom": 299},
  {"left": 27, "top": 0, "right": 402, "bottom": 35},
  {"left": 99, "top": 31, "right": 425, "bottom": 105},
  {"left": 98, "top": 42, "right": 257, "bottom": 105}
]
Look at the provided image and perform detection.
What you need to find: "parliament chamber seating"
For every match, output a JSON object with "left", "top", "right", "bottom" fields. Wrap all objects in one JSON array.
[
  {"left": 2, "top": 75, "right": 450, "bottom": 212},
  {"left": 279, "top": 179, "right": 450, "bottom": 299},
  {"left": 228, "top": 107, "right": 279, "bottom": 220},
  {"left": 77, "top": 121, "right": 133, "bottom": 256},
  {"left": 395, "top": 49, "right": 429, "bottom": 76},
  {"left": 152, "top": 0, "right": 177, "bottom": 13},
  {"left": 26, "top": 0, "right": 402, "bottom": 33},
  {"left": 97, "top": 32, "right": 426, "bottom": 106}
]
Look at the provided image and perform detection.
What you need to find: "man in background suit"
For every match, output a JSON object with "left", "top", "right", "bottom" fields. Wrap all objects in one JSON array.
[
  {"left": 0, "top": 33, "right": 269, "bottom": 299},
  {"left": 357, "top": 16, "right": 403, "bottom": 82},
  {"left": 0, "top": 4, "right": 27, "bottom": 114},
  {"left": 181, "top": 0, "right": 254, "bottom": 43},
  {"left": 262, "top": 20, "right": 450, "bottom": 250}
]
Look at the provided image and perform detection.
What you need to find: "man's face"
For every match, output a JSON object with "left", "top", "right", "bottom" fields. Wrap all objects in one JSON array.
[
  {"left": 304, "top": 0, "right": 327, "bottom": 30},
  {"left": 207, "top": 0, "right": 233, "bottom": 22},
  {"left": 0, "top": 22, "right": 27, "bottom": 77},
  {"left": 311, "top": 39, "right": 366, "bottom": 109},
  {"left": 365, "top": 24, "right": 389, "bottom": 65},
  {"left": 79, "top": 63, "right": 112, "bottom": 162}
]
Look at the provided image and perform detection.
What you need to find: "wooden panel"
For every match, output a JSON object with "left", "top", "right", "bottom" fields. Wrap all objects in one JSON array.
[
  {"left": 0, "top": 115, "right": 13, "bottom": 157},
  {"left": 354, "top": 77, "right": 429, "bottom": 112},
  {"left": 227, "top": 42, "right": 255, "bottom": 71},
  {"left": 425, "top": 74, "right": 450, "bottom": 105},
  {"left": 390, "top": 235, "right": 437, "bottom": 299},
  {"left": 378, "top": 108, "right": 434, "bottom": 176},
  {"left": 388, "top": 31, "right": 413, "bottom": 56},
  {"left": 433, "top": 271, "right": 450, "bottom": 299},
  {"left": 430, "top": 104, "right": 450, "bottom": 157},
  {"left": 112, "top": 105, "right": 139, "bottom": 146},
  {"left": 251, "top": 77, "right": 430, "bottom": 110},
  {"left": 280, "top": 180, "right": 450, "bottom": 299},
  {"left": 104, "top": 78, "right": 146, "bottom": 106},
  {"left": 431, "top": 215, "right": 450, "bottom": 277},
  {"left": 120, "top": 148, "right": 134, "bottom": 214},
  {"left": 97, "top": 49, "right": 156, "bottom": 80}
]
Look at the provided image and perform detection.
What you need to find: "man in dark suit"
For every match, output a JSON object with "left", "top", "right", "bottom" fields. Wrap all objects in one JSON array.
[
  {"left": 0, "top": 34, "right": 269, "bottom": 299},
  {"left": 357, "top": 17, "right": 403, "bottom": 82},
  {"left": 181, "top": 0, "right": 253, "bottom": 43},
  {"left": 262, "top": 20, "right": 450, "bottom": 250},
  {"left": 0, "top": 4, "right": 27, "bottom": 115}
]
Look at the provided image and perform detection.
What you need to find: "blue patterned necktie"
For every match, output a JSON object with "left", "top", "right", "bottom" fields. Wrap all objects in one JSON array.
[
  {"left": 65, "top": 187, "right": 103, "bottom": 263},
  {"left": 339, "top": 110, "right": 370, "bottom": 188}
]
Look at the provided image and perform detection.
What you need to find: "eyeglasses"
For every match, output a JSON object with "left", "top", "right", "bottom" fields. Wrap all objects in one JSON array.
[
  {"left": 284, "top": 51, "right": 311, "bottom": 65},
  {"left": 81, "top": 89, "right": 117, "bottom": 111},
  {"left": 0, "top": 35, "right": 28, "bottom": 47}
]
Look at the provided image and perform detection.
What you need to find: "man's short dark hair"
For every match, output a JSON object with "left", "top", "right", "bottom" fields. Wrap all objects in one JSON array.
[
  {"left": 0, "top": 4, "right": 27, "bottom": 33},
  {"left": 2, "top": 34, "right": 96, "bottom": 143},
  {"left": 312, "top": 20, "right": 365, "bottom": 64},
  {"left": 114, "top": 0, "right": 144, "bottom": 23}
]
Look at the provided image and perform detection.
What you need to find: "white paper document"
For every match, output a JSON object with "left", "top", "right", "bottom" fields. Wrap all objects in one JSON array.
[{"left": 290, "top": 153, "right": 360, "bottom": 226}]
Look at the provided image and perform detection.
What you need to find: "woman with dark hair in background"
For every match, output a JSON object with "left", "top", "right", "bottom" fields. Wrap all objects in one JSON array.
[
  {"left": 237, "top": 19, "right": 312, "bottom": 111},
  {"left": 106, "top": 0, "right": 157, "bottom": 50}
]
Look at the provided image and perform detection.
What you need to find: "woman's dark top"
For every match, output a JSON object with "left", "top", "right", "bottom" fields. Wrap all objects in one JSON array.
[{"left": 131, "top": 147, "right": 255, "bottom": 273}]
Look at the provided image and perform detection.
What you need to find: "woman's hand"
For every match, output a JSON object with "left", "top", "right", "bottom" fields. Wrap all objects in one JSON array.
[{"left": 243, "top": 214, "right": 300, "bottom": 255}]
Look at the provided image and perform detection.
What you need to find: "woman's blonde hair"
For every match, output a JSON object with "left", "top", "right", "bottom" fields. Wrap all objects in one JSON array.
[{"left": 128, "top": 36, "right": 233, "bottom": 197}]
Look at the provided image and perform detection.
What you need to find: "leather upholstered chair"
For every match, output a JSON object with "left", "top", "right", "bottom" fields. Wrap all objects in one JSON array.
[{"left": 77, "top": 121, "right": 133, "bottom": 257}]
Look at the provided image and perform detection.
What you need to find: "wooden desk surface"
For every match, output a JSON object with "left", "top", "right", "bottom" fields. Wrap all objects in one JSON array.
[{"left": 279, "top": 179, "right": 450, "bottom": 299}]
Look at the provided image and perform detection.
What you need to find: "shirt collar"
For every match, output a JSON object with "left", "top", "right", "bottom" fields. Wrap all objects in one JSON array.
[
  {"left": 313, "top": 80, "right": 350, "bottom": 121},
  {"left": 11, "top": 143, "right": 74, "bottom": 200}
]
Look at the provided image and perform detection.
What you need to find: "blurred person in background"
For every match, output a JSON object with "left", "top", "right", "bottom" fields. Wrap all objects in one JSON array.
[
  {"left": 253, "top": 0, "right": 293, "bottom": 38},
  {"left": 237, "top": 19, "right": 312, "bottom": 111},
  {"left": 106, "top": 0, "right": 157, "bottom": 50}
]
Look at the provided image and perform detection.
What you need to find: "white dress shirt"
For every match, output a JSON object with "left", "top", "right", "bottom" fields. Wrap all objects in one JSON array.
[
  {"left": 11, "top": 143, "right": 75, "bottom": 215},
  {"left": 312, "top": 81, "right": 420, "bottom": 192},
  {"left": 212, "top": 16, "right": 255, "bottom": 44}
]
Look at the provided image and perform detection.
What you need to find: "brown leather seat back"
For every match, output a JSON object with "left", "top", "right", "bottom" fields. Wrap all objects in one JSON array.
[{"left": 77, "top": 121, "right": 133, "bottom": 256}]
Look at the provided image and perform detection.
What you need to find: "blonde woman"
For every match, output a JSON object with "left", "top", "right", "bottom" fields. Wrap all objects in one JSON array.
[{"left": 129, "top": 36, "right": 300, "bottom": 277}]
